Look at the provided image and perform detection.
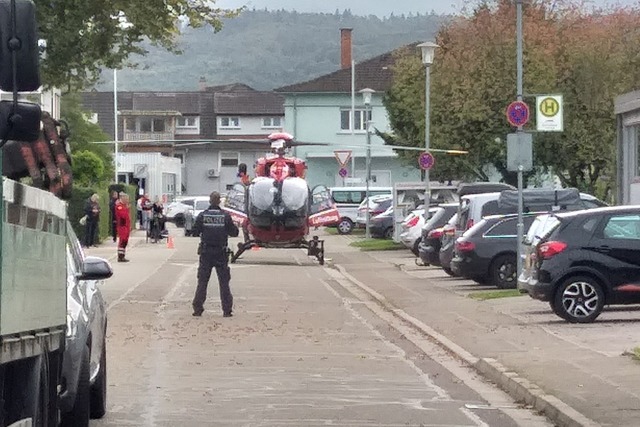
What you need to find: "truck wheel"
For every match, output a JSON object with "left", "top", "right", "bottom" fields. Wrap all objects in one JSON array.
[
  {"left": 90, "top": 339, "right": 107, "bottom": 419},
  {"left": 61, "top": 345, "right": 91, "bottom": 427}
]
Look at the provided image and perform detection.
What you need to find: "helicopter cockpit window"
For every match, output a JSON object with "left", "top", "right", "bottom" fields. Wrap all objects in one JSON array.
[
  {"left": 225, "top": 183, "right": 246, "bottom": 212},
  {"left": 310, "top": 185, "right": 334, "bottom": 214},
  {"left": 249, "top": 178, "right": 276, "bottom": 211},
  {"left": 281, "top": 178, "right": 308, "bottom": 211}
]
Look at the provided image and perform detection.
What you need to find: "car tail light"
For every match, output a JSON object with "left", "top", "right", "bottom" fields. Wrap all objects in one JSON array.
[
  {"left": 465, "top": 219, "right": 474, "bottom": 230},
  {"left": 406, "top": 216, "right": 420, "bottom": 228},
  {"left": 371, "top": 209, "right": 384, "bottom": 216},
  {"left": 538, "top": 241, "right": 567, "bottom": 259},
  {"left": 428, "top": 228, "right": 443, "bottom": 239},
  {"left": 455, "top": 240, "right": 475, "bottom": 252}
]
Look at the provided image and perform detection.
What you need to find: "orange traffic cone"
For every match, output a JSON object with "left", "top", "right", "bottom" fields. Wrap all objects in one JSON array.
[{"left": 167, "top": 235, "right": 175, "bottom": 249}]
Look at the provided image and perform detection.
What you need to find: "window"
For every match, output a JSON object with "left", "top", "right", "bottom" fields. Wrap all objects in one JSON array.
[
  {"left": 485, "top": 216, "right": 536, "bottom": 237},
  {"left": 332, "top": 191, "right": 363, "bottom": 204},
  {"left": 136, "top": 117, "right": 166, "bottom": 132},
  {"left": 340, "top": 109, "right": 372, "bottom": 131},
  {"left": 177, "top": 116, "right": 199, "bottom": 128},
  {"left": 262, "top": 117, "right": 282, "bottom": 128},
  {"left": 153, "top": 119, "right": 165, "bottom": 132},
  {"left": 220, "top": 152, "right": 239, "bottom": 168},
  {"left": 603, "top": 215, "right": 640, "bottom": 240},
  {"left": 140, "top": 117, "right": 152, "bottom": 132},
  {"left": 220, "top": 117, "right": 240, "bottom": 128}
]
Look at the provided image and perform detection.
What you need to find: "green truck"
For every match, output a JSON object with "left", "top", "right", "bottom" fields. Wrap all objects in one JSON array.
[{"left": 0, "top": 1, "right": 79, "bottom": 425}]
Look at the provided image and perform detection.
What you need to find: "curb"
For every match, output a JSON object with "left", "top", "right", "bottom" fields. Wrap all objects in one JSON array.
[{"left": 332, "top": 263, "right": 600, "bottom": 427}]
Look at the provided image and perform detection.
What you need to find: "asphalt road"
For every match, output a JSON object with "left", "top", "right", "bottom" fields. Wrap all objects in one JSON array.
[{"left": 93, "top": 230, "right": 551, "bottom": 427}]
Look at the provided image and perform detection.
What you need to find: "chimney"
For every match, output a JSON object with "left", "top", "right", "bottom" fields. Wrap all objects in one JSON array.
[
  {"left": 198, "top": 76, "right": 207, "bottom": 91},
  {"left": 340, "top": 28, "right": 353, "bottom": 70}
]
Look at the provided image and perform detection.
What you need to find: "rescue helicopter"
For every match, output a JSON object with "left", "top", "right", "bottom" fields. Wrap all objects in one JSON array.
[{"left": 221, "top": 132, "right": 340, "bottom": 265}]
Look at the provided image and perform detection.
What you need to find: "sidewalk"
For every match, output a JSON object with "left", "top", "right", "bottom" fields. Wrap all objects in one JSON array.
[{"left": 325, "top": 231, "right": 639, "bottom": 427}]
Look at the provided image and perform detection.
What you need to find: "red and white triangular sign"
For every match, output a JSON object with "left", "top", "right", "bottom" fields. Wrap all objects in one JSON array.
[{"left": 334, "top": 150, "right": 352, "bottom": 167}]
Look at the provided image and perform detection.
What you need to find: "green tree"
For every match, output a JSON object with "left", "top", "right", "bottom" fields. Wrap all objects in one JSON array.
[
  {"left": 61, "top": 94, "right": 114, "bottom": 183},
  {"left": 36, "top": 0, "right": 242, "bottom": 90},
  {"left": 383, "top": 0, "right": 640, "bottom": 196},
  {"left": 72, "top": 150, "right": 105, "bottom": 187}
]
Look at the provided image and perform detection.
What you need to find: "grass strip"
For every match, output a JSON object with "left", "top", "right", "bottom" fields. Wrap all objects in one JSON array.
[
  {"left": 469, "top": 289, "right": 524, "bottom": 301},
  {"left": 349, "top": 239, "right": 405, "bottom": 251}
]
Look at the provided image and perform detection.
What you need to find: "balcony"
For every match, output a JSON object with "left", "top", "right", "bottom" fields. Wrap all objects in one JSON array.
[{"left": 123, "top": 131, "right": 175, "bottom": 142}]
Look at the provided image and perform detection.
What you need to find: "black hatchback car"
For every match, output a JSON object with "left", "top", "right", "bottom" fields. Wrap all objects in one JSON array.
[
  {"left": 519, "top": 206, "right": 640, "bottom": 323},
  {"left": 450, "top": 213, "right": 537, "bottom": 288},
  {"left": 418, "top": 203, "right": 458, "bottom": 266}
]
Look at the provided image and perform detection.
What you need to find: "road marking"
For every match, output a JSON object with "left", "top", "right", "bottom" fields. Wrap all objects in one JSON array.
[
  {"left": 319, "top": 278, "right": 451, "bottom": 402},
  {"left": 326, "top": 266, "right": 553, "bottom": 427},
  {"left": 107, "top": 262, "right": 166, "bottom": 311}
]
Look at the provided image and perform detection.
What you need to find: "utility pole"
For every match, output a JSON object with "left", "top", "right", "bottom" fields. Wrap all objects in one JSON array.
[{"left": 516, "top": 0, "right": 525, "bottom": 280}]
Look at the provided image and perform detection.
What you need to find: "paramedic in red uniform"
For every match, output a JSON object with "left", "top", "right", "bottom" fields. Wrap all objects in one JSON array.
[{"left": 115, "top": 192, "right": 132, "bottom": 262}]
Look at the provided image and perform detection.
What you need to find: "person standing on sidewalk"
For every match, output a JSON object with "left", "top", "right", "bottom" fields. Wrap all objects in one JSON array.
[
  {"left": 192, "top": 191, "right": 239, "bottom": 318},
  {"left": 115, "top": 192, "right": 132, "bottom": 263},
  {"left": 109, "top": 191, "right": 119, "bottom": 242},
  {"left": 83, "top": 193, "right": 100, "bottom": 247}
]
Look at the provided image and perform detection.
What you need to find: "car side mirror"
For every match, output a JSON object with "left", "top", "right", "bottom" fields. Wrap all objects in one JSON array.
[
  {"left": 0, "top": 0, "right": 41, "bottom": 91},
  {"left": 80, "top": 256, "right": 113, "bottom": 281}
]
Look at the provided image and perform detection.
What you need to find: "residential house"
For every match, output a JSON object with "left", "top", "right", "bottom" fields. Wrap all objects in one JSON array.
[
  {"left": 80, "top": 84, "right": 284, "bottom": 197},
  {"left": 615, "top": 90, "right": 640, "bottom": 204},
  {"left": 275, "top": 28, "right": 422, "bottom": 188}
]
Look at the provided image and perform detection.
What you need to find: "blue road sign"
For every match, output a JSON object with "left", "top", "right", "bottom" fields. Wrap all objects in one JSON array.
[
  {"left": 338, "top": 167, "right": 348, "bottom": 178},
  {"left": 506, "top": 101, "right": 530, "bottom": 127},
  {"left": 419, "top": 152, "right": 435, "bottom": 170}
]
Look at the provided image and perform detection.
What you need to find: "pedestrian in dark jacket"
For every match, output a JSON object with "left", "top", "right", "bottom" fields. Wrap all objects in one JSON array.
[
  {"left": 109, "top": 191, "right": 119, "bottom": 242},
  {"left": 84, "top": 193, "right": 100, "bottom": 247},
  {"left": 192, "top": 191, "right": 239, "bottom": 318}
]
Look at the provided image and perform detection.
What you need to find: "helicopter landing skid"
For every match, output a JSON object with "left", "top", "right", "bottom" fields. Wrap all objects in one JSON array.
[{"left": 229, "top": 236, "right": 325, "bottom": 265}]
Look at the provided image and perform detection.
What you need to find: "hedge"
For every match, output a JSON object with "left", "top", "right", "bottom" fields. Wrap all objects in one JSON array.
[{"left": 69, "top": 183, "right": 137, "bottom": 245}]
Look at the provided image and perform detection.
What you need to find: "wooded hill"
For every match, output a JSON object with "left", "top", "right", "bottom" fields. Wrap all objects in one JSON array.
[{"left": 94, "top": 9, "right": 449, "bottom": 91}]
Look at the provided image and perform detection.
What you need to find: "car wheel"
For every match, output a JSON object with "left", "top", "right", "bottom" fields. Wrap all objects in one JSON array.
[
  {"left": 443, "top": 267, "right": 456, "bottom": 277},
  {"left": 337, "top": 218, "right": 353, "bottom": 235},
  {"left": 174, "top": 214, "right": 185, "bottom": 228},
  {"left": 60, "top": 345, "right": 90, "bottom": 427},
  {"left": 553, "top": 276, "right": 605, "bottom": 323},
  {"left": 490, "top": 254, "right": 517, "bottom": 289},
  {"left": 411, "top": 238, "right": 421, "bottom": 256},
  {"left": 384, "top": 227, "right": 393, "bottom": 239},
  {"left": 90, "top": 339, "right": 107, "bottom": 419}
]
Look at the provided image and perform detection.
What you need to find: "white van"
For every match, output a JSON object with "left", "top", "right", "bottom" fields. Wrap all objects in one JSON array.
[{"left": 329, "top": 186, "right": 392, "bottom": 234}]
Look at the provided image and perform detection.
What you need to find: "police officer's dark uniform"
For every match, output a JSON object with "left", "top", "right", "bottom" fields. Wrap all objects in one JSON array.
[{"left": 192, "top": 192, "right": 239, "bottom": 317}]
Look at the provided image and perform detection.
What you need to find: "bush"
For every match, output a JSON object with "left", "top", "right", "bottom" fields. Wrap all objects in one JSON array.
[{"left": 69, "top": 183, "right": 137, "bottom": 244}]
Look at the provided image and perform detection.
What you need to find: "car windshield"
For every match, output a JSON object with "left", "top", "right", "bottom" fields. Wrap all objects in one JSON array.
[{"left": 195, "top": 200, "right": 209, "bottom": 211}]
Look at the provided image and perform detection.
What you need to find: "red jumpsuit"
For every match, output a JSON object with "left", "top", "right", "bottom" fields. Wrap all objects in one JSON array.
[{"left": 115, "top": 200, "right": 131, "bottom": 262}]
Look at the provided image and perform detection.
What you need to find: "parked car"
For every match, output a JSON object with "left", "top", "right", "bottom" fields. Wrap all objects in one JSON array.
[
  {"left": 418, "top": 204, "right": 458, "bottom": 266},
  {"left": 369, "top": 206, "right": 395, "bottom": 238},
  {"left": 356, "top": 194, "right": 394, "bottom": 228},
  {"left": 60, "top": 224, "right": 113, "bottom": 426},
  {"left": 165, "top": 197, "right": 195, "bottom": 227},
  {"left": 438, "top": 214, "right": 459, "bottom": 276},
  {"left": 400, "top": 208, "right": 431, "bottom": 255},
  {"left": 519, "top": 206, "right": 640, "bottom": 323},
  {"left": 451, "top": 213, "right": 538, "bottom": 288},
  {"left": 329, "top": 187, "right": 392, "bottom": 234}
]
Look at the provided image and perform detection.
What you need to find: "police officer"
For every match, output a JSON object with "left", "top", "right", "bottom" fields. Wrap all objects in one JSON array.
[{"left": 192, "top": 192, "right": 239, "bottom": 317}]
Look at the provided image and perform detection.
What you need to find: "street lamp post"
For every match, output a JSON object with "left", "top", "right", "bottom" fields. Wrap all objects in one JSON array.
[
  {"left": 360, "top": 88, "right": 375, "bottom": 239},
  {"left": 113, "top": 68, "right": 119, "bottom": 183},
  {"left": 417, "top": 42, "right": 438, "bottom": 208}
]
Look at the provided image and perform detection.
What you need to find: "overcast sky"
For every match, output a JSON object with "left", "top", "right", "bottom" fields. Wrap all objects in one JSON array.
[{"left": 216, "top": 0, "right": 638, "bottom": 16}]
